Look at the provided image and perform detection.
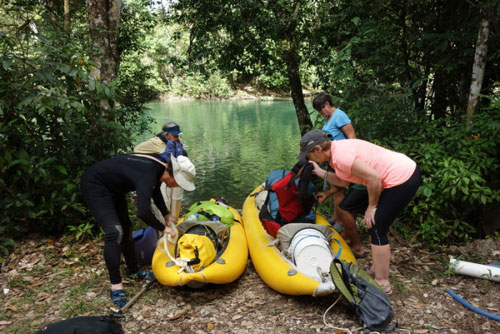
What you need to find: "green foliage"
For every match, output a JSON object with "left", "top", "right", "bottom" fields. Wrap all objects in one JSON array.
[
  {"left": 309, "top": 0, "right": 500, "bottom": 120},
  {"left": 314, "top": 91, "right": 500, "bottom": 247},
  {"left": 0, "top": 1, "right": 152, "bottom": 247},
  {"left": 67, "top": 223, "right": 95, "bottom": 241},
  {"left": 0, "top": 224, "right": 15, "bottom": 263},
  {"left": 388, "top": 108, "right": 500, "bottom": 246},
  {"left": 169, "top": 72, "right": 232, "bottom": 99}
]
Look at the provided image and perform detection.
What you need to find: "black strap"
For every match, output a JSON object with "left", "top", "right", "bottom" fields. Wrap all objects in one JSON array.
[
  {"left": 187, "top": 247, "right": 201, "bottom": 266},
  {"left": 197, "top": 210, "right": 221, "bottom": 222}
]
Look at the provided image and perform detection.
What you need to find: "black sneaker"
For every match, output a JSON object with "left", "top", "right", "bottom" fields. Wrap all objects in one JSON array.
[{"left": 127, "top": 269, "right": 155, "bottom": 282}]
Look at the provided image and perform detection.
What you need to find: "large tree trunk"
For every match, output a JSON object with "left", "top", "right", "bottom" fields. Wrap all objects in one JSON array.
[
  {"left": 87, "top": 0, "right": 122, "bottom": 85},
  {"left": 466, "top": 6, "right": 494, "bottom": 123},
  {"left": 64, "top": 0, "right": 70, "bottom": 33},
  {"left": 283, "top": 36, "right": 312, "bottom": 135},
  {"left": 270, "top": 1, "right": 312, "bottom": 136}
]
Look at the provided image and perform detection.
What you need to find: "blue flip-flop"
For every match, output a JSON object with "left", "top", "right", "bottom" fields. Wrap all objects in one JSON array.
[{"left": 327, "top": 219, "right": 344, "bottom": 233}]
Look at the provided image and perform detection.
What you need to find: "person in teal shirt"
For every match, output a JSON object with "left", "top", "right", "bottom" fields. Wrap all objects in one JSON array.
[
  {"left": 312, "top": 92, "right": 367, "bottom": 258},
  {"left": 313, "top": 92, "right": 355, "bottom": 141}
]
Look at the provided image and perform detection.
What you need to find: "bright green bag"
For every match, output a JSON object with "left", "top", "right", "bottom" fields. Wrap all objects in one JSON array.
[{"left": 185, "top": 200, "right": 234, "bottom": 226}]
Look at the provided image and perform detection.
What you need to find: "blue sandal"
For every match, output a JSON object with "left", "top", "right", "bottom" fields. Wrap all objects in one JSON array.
[
  {"left": 127, "top": 269, "right": 155, "bottom": 282},
  {"left": 110, "top": 289, "right": 129, "bottom": 308},
  {"left": 327, "top": 219, "right": 344, "bottom": 233}
]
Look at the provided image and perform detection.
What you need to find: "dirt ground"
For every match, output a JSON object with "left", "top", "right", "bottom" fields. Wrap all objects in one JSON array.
[{"left": 1, "top": 231, "right": 499, "bottom": 334}]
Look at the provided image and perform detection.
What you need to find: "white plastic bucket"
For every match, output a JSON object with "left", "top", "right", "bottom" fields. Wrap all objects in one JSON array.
[{"left": 288, "top": 228, "right": 333, "bottom": 282}]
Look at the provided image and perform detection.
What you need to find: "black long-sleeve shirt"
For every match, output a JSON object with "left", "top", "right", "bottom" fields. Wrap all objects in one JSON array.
[{"left": 83, "top": 154, "right": 168, "bottom": 231}]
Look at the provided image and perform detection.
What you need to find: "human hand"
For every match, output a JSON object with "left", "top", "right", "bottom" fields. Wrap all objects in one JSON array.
[
  {"left": 163, "top": 214, "right": 178, "bottom": 239},
  {"left": 363, "top": 206, "right": 377, "bottom": 229},
  {"left": 162, "top": 224, "right": 178, "bottom": 241},
  {"left": 164, "top": 214, "right": 177, "bottom": 226},
  {"left": 315, "top": 192, "right": 328, "bottom": 204},
  {"left": 308, "top": 161, "right": 323, "bottom": 177}
]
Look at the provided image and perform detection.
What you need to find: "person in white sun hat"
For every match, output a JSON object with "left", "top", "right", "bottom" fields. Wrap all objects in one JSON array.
[{"left": 80, "top": 153, "right": 195, "bottom": 308}]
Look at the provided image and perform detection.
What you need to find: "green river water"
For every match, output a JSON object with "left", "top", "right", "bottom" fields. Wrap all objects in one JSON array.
[{"left": 136, "top": 100, "right": 308, "bottom": 209}]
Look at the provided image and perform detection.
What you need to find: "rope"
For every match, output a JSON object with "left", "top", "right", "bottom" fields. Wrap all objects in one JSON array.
[
  {"left": 157, "top": 223, "right": 195, "bottom": 274},
  {"left": 322, "top": 295, "right": 361, "bottom": 334}
]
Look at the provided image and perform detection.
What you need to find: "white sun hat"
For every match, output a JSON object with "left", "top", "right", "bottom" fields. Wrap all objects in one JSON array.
[{"left": 170, "top": 155, "right": 196, "bottom": 191}]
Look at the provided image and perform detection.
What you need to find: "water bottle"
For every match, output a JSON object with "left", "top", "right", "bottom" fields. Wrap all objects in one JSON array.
[{"left": 187, "top": 212, "right": 199, "bottom": 221}]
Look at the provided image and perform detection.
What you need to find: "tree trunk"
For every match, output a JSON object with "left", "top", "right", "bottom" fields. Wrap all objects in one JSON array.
[
  {"left": 283, "top": 36, "right": 312, "bottom": 135},
  {"left": 466, "top": 6, "right": 493, "bottom": 123},
  {"left": 270, "top": 1, "right": 312, "bottom": 136},
  {"left": 64, "top": 0, "right": 70, "bottom": 33},
  {"left": 87, "top": 0, "right": 122, "bottom": 85}
]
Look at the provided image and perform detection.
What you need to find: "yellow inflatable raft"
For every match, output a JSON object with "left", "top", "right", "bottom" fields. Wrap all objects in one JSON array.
[
  {"left": 152, "top": 201, "right": 248, "bottom": 288},
  {"left": 242, "top": 185, "right": 357, "bottom": 296}
]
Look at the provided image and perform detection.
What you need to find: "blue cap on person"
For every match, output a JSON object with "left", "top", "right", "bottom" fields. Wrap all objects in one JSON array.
[
  {"left": 297, "top": 129, "right": 328, "bottom": 161},
  {"left": 162, "top": 121, "right": 182, "bottom": 136}
]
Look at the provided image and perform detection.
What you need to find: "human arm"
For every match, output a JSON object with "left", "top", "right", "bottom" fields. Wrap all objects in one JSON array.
[
  {"left": 136, "top": 172, "right": 170, "bottom": 231},
  {"left": 315, "top": 186, "right": 344, "bottom": 203},
  {"left": 350, "top": 158, "right": 381, "bottom": 228},
  {"left": 309, "top": 161, "right": 350, "bottom": 188},
  {"left": 341, "top": 123, "right": 356, "bottom": 139},
  {"left": 163, "top": 214, "right": 178, "bottom": 239},
  {"left": 151, "top": 182, "right": 179, "bottom": 239}
]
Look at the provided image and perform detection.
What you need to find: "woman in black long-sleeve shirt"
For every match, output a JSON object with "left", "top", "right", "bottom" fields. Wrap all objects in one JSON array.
[{"left": 80, "top": 153, "right": 195, "bottom": 308}]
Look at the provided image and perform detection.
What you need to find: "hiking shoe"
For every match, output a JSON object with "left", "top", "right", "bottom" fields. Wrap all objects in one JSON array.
[
  {"left": 127, "top": 269, "right": 155, "bottom": 282},
  {"left": 110, "top": 289, "right": 129, "bottom": 308}
]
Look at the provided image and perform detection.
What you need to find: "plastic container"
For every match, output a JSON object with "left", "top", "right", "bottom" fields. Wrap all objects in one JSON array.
[
  {"left": 187, "top": 213, "right": 199, "bottom": 221},
  {"left": 288, "top": 228, "right": 333, "bottom": 282},
  {"left": 449, "top": 257, "right": 500, "bottom": 282}
]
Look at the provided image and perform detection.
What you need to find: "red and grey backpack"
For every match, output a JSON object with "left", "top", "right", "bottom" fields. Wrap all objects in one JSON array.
[{"left": 259, "top": 160, "right": 316, "bottom": 236}]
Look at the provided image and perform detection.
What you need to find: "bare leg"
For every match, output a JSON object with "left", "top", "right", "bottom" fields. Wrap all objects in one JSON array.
[
  {"left": 332, "top": 189, "right": 344, "bottom": 223},
  {"left": 338, "top": 208, "right": 363, "bottom": 254},
  {"left": 371, "top": 243, "right": 391, "bottom": 288}
]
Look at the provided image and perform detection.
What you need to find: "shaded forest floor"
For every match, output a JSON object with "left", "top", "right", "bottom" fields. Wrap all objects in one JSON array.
[{"left": 1, "top": 230, "right": 499, "bottom": 334}]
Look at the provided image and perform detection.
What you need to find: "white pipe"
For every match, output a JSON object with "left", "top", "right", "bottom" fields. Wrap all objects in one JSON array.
[{"left": 449, "top": 257, "right": 500, "bottom": 282}]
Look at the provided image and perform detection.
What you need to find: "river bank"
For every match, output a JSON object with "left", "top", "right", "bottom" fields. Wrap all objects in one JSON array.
[
  {"left": 157, "top": 85, "right": 313, "bottom": 102},
  {"left": 1, "top": 228, "right": 499, "bottom": 333}
]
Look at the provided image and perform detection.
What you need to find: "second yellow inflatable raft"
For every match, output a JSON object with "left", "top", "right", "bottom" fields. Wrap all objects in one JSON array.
[{"left": 242, "top": 185, "right": 357, "bottom": 296}]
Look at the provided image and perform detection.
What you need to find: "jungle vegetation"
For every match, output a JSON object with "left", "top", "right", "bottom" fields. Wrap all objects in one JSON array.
[{"left": 1, "top": 0, "right": 499, "bottom": 260}]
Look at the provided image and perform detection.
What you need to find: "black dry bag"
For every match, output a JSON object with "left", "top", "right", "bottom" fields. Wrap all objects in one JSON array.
[{"left": 36, "top": 315, "right": 123, "bottom": 334}]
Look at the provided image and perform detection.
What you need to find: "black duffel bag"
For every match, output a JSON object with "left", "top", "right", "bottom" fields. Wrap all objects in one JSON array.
[{"left": 36, "top": 315, "right": 123, "bottom": 334}]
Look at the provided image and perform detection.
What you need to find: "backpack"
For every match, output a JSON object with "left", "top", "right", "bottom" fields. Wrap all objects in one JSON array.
[
  {"left": 329, "top": 259, "right": 396, "bottom": 332},
  {"left": 36, "top": 315, "right": 123, "bottom": 334},
  {"left": 259, "top": 160, "right": 316, "bottom": 235}
]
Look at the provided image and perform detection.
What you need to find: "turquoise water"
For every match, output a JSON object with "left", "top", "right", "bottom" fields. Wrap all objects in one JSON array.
[{"left": 137, "top": 100, "right": 304, "bottom": 209}]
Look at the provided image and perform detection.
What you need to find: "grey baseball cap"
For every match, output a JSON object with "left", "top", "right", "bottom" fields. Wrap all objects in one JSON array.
[{"left": 297, "top": 129, "right": 327, "bottom": 160}]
